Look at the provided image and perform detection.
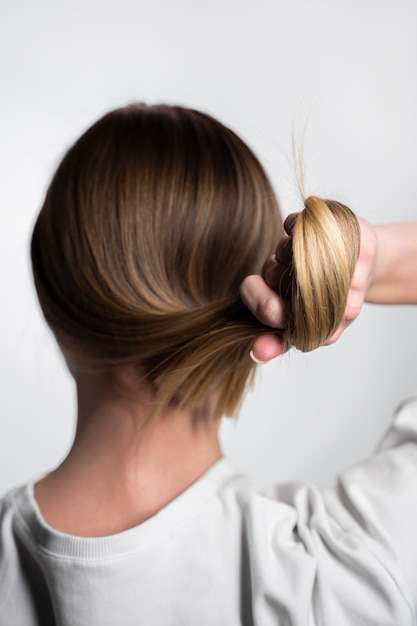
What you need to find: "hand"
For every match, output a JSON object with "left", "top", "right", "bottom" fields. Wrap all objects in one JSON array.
[{"left": 240, "top": 214, "right": 378, "bottom": 362}]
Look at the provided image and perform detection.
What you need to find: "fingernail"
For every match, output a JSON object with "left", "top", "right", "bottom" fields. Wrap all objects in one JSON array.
[{"left": 250, "top": 350, "right": 269, "bottom": 365}]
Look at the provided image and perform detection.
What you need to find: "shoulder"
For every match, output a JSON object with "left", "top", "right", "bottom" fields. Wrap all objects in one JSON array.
[
  {"left": 0, "top": 483, "right": 39, "bottom": 569},
  {"left": 217, "top": 400, "right": 417, "bottom": 623},
  {"left": 0, "top": 485, "right": 22, "bottom": 529},
  {"left": 0, "top": 484, "right": 32, "bottom": 550},
  {"left": 222, "top": 474, "right": 415, "bottom": 624}
]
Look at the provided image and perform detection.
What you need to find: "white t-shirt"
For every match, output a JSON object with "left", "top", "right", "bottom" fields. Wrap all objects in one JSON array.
[{"left": 1, "top": 398, "right": 417, "bottom": 625}]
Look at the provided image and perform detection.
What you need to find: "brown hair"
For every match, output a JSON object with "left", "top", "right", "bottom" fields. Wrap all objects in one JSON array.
[
  {"left": 31, "top": 103, "right": 361, "bottom": 420},
  {"left": 31, "top": 104, "right": 283, "bottom": 420}
]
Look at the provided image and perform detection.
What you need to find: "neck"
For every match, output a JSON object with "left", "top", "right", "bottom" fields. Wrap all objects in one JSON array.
[{"left": 35, "top": 367, "right": 222, "bottom": 536}]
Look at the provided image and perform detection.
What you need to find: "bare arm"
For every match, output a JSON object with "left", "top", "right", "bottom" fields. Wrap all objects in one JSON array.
[{"left": 366, "top": 223, "right": 417, "bottom": 305}]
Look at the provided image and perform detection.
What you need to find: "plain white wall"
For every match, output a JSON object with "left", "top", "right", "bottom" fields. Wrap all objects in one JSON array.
[{"left": 1, "top": 0, "right": 417, "bottom": 495}]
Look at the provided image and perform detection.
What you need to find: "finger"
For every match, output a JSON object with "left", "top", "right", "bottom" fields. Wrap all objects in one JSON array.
[
  {"left": 262, "top": 241, "right": 293, "bottom": 297},
  {"left": 325, "top": 318, "right": 352, "bottom": 345},
  {"left": 261, "top": 255, "right": 277, "bottom": 282},
  {"left": 240, "top": 275, "right": 287, "bottom": 328},
  {"left": 263, "top": 263, "right": 293, "bottom": 299},
  {"left": 275, "top": 236, "right": 293, "bottom": 266},
  {"left": 325, "top": 325, "right": 346, "bottom": 346},
  {"left": 251, "top": 334, "right": 285, "bottom": 363},
  {"left": 284, "top": 212, "right": 300, "bottom": 236}
]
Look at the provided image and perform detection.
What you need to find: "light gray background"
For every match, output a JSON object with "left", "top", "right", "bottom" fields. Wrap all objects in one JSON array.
[{"left": 1, "top": 0, "right": 416, "bottom": 495}]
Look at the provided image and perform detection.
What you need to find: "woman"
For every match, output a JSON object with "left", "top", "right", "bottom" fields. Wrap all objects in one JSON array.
[{"left": 1, "top": 104, "right": 416, "bottom": 625}]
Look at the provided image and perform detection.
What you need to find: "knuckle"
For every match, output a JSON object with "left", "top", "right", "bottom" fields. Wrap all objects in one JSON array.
[{"left": 258, "top": 296, "right": 279, "bottom": 327}]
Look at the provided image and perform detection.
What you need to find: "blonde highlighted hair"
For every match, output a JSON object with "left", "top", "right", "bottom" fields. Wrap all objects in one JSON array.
[
  {"left": 286, "top": 196, "right": 360, "bottom": 351},
  {"left": 31, "top": 104, "right": 360, "bottom": 421}
]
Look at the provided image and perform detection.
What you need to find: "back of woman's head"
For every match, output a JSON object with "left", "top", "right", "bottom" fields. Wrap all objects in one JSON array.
[
  {"left": 31, "top": 104, "right": 361, "bottom": 420},
  {"left": 31, "top": 104, "right": 283, "bottom": 419}
]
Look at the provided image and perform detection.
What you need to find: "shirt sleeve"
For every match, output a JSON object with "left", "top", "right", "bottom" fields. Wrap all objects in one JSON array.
[
  {"left": 259, "top": 397, "right": 417, "bottom": 625},
  {"left": 324, "top": 397, "right": 417, "bottom": 617}
]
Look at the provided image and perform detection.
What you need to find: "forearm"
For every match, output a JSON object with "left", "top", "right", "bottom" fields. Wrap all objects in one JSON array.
[{"left": 366, "top": 223, "right": 417, "bottom": 305}]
